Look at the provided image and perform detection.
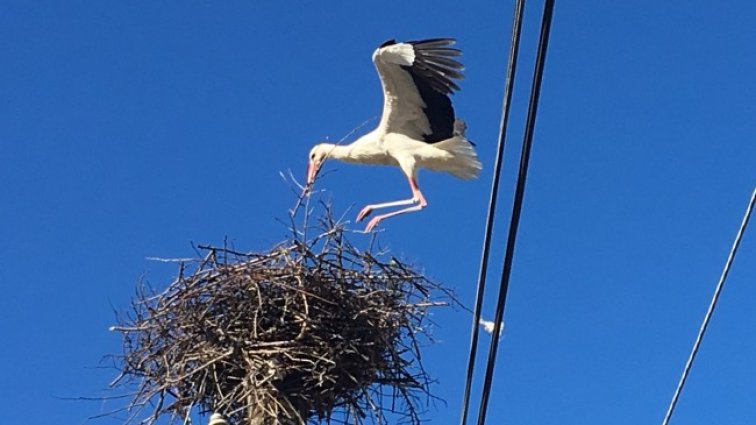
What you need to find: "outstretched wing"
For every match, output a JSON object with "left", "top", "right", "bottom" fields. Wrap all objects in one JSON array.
[{"left": 372, "top": 38, "right": 464, "bottom": 143}]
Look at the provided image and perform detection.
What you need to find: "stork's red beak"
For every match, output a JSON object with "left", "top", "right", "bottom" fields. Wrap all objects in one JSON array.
[{"left": 304, "top": 160, "right": 320, "bottom": 195}]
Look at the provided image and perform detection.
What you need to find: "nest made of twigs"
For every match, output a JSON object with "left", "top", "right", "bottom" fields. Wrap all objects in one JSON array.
[{"left": 109, "top": 215, "right": 446, "bottom": 425}]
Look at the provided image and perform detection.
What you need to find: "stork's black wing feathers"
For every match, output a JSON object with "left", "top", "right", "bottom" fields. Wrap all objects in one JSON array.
[
  {"left": 403, "top": 38, "right": 465, "bottom": 142},
  {"left": 406, "top": 38, "right": 464, "bottom": 96},
  {"left": 422, "top": 55, "right": 464, "bottom": 71},
  {"left": 373, "top": 37, "right": 466, "bottom": 143},
  {"left": 407, "top": 38, "right": 459, "bottom": 49}
]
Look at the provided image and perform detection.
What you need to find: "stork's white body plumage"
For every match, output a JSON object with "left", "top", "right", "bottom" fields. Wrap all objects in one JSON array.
[{"left": 306, "top": 38, "right": 481, "bottom": 231}]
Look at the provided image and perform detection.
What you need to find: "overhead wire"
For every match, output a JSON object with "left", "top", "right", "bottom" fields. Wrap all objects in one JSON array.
[
  {"left": 458, "top": 1, "right": 526, "bottom": 425},
  {"left": 661, "top": 186, "right": 756, "bottom": 425},
  {"left": 475, "top": 1, "right": 556, "bottom": 424}
]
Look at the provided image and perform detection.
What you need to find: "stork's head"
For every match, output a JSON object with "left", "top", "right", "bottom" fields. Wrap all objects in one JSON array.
[{"left": 305, "top": 143, "right": 333, "bottom": 193}]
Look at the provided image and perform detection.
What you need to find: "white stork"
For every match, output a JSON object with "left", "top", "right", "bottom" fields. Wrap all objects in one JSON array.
[{"left": 306, "top": 38, "right": 481, "bottom": 232}]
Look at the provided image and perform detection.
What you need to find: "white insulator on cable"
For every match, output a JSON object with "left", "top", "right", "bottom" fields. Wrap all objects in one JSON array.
[
  {"left": 479, "top": 318, "right": 504, "bottom": 337},
  {"left": 208, "top": 412, "right": 228, "bottom": 425}
]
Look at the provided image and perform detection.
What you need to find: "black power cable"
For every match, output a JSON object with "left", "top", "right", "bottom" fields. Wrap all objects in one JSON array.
[
  {"left": 475, "top": 1, "right": 556, "bottom": 424},
  {"left": 458, "top": 2, "right": 526, "bottom": 425},
  {"left": 661, "top": 187, "right": 756, "bottom": 425}
]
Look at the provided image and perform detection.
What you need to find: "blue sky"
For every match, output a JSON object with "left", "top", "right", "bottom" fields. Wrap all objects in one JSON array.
[{"left": 1, "top": 1, "right": 755, "bottom": 424}]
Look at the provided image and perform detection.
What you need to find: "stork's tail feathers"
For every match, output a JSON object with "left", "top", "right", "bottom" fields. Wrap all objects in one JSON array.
[{"left": 435, "top": 121, "right": 482, "bottom": 180}]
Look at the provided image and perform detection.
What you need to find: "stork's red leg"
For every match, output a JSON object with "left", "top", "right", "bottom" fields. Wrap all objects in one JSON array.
[
  {"left": 362, "top": 177, "right": 427, "bottom": 232},
  {"left": 357, "top": 195, "right": 418, "bottom": 222}
]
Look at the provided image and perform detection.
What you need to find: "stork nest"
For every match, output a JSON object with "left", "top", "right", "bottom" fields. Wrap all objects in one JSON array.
[{"left": 109, "top": 213, "right": 447, "bottom": 425}]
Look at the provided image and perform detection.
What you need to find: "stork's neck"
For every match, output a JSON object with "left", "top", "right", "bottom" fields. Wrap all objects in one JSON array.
[
  {"left": 322, "top": 132, "right": 386, "bottom": 165},
  {"left": 321, "top": 143, "right": 354, "bottom": 161}
]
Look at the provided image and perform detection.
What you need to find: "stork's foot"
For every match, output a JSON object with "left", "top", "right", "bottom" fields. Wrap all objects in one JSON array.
[
  {"left": 364, "top": 216, "right": 383, "bottom": 232},
  {"left": 356, "top": 205, "right": 373, "bottom": 222}
]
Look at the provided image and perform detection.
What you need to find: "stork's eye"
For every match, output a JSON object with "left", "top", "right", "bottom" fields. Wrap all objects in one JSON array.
[{"left": 310, "top": 153, "right": 315, "bottom": 160}]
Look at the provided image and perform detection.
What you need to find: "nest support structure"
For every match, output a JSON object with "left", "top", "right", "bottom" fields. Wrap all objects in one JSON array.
[{"left": 110, "top": 217, "right": 446, "bottom": 425}]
